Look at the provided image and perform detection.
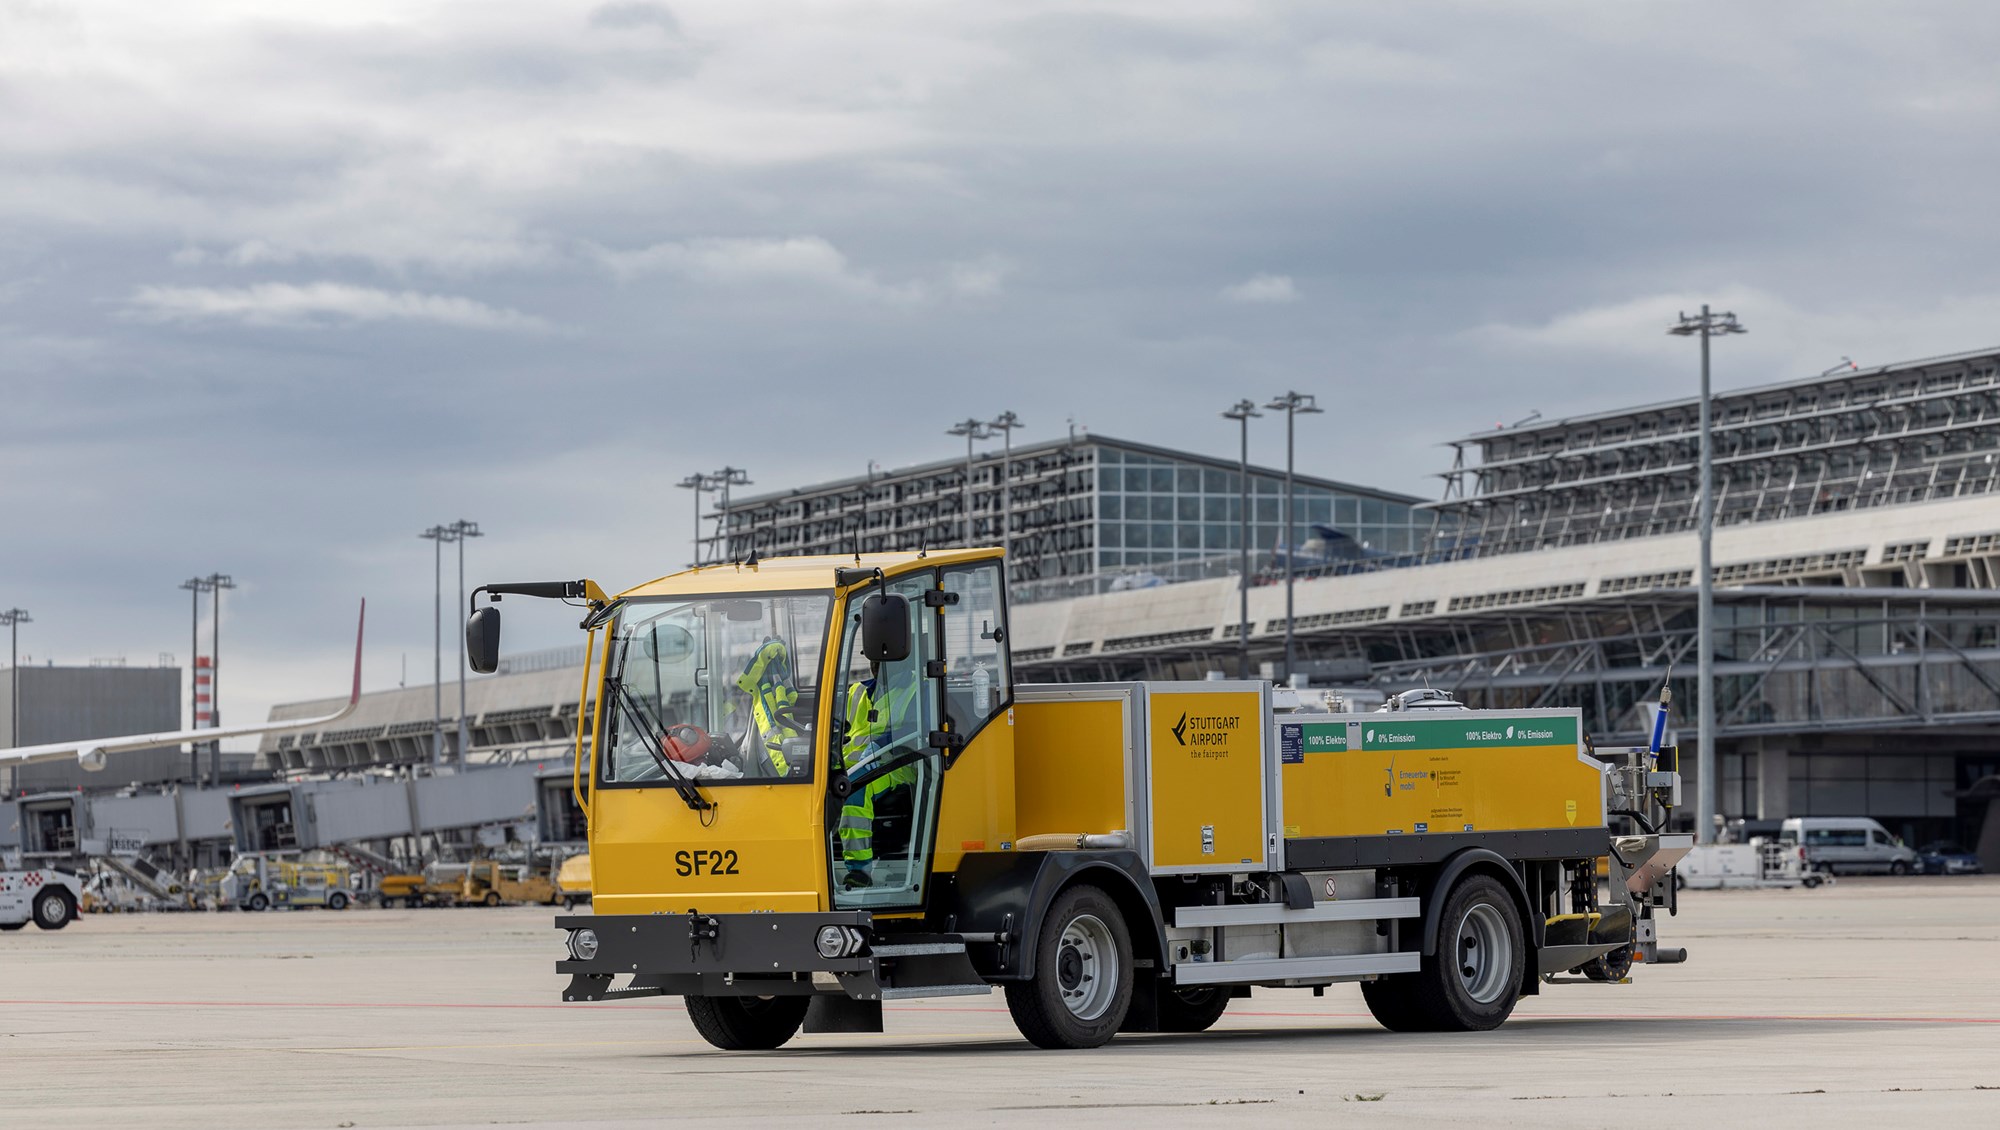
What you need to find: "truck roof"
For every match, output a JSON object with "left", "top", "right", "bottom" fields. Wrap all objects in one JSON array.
[{"left": 617, "top": 548, "right": 1002, "bottom": 600}]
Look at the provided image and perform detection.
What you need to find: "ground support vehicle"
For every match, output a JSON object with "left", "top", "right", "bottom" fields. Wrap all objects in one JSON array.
[
  {"left": 556, "top": 853, "right": 591, "bottom": 910},
  {"left": 458, "top": 859, "right": 561, "bottom": 907},
  {"left": 1, "top": 852, "right": 82, "bottom": 931},
  {"left": 1677, "top": 841, "right": 1825, "bottom": 890},
  {"left": 376, "top": 872, "right": 427, "bottom": 908},
  {"left": 220, "top": 857, "right": 356, "bottom": 911},
  {"left": 466, "top": 551, "right": 1687, "bottom": 1050}
]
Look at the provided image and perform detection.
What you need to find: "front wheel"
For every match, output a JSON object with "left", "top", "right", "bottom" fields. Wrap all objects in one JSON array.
[
  {"left": 482, "top": 892, "right": 502, "bottom": 907},
  {"left": 1154, "top": 985, "right": 1231, "bottom": 1033},
  {"left": 327, "top": 892, "right": 349, "bottom": 911},
  {"left": 684, "top": 995, "right": 810, "bottom": 1050},
  {"left": 33, "top": 890, "right": 75, "bottom": 931},
  {"left": 247, "top": 893, "right": 270, "bottom": 912},
  {"left": 1004, "top": 883, "right": 1134, "bottom": 1049},
  {"left": 1888, "top": 860, "right": 1909, "bottom": 876}
]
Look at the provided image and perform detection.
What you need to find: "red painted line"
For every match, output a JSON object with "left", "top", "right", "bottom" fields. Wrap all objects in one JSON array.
[{"left": 0, "top": 999, "right": 672, "bottom": 1011}]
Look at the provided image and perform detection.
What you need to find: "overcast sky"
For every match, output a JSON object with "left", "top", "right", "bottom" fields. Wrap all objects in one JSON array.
[{"left": 7, "top": 1, "right": 2000, "bottom": 738}]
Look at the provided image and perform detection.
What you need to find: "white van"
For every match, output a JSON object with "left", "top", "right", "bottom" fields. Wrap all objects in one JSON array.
[{"left": 1779, "top": 817, "right": 1920, "bottom": 876}]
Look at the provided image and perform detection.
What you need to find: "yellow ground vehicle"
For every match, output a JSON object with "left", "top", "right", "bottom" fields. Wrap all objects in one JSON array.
[
  {"left": 458, "top": 860, "right": 560, "bottom": 907},
  {"left": 556, "top": 853, "right": 591, "bottom": 910},
  {"left": 467, "top": 551, "right": 1686, "bottom": 1050},
  {"left": 222, "top": 857, "right": 355, "bottom": 912},
  {"left": 377, "top": 872, "right": 426, "bottom": 908}
]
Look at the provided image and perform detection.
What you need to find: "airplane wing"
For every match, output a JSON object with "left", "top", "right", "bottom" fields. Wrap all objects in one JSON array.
[{"left": 0, "top": 600, "right": 365, "bottom": 772}]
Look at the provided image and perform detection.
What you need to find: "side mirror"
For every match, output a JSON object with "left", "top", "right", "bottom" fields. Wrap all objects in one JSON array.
[
  {"left": 467, "top": 606, "right": 501, "bottom": 674},
  {"left": 860, "top": 594, "right": 910, "bottom": 663}
]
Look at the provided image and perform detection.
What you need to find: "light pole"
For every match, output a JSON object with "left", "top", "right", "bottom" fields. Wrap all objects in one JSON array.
[
  {"left": 1670, "top": 306, "right": 1746, "bottom": 845},
  {"left": 711, "top": 466, "right": 752, "bottom": 561},
  {"left": 205, "top": 573, "right": 235, "bottom": 786},
  {"left": 179, "top": 578, "right": 212, "bottom": 782},
  {"left": 1, "top": 607, "right": 29, "bottom": 749},
  {"left": 450, "top": 519, "right": 482, "bottom": 766},
  {"left": 986, "top": 411, "right": 1023, "bottom": 566},
  {"left": 944, "top": 420, "right": 992, "bottom": 548},
  {"left": 420, "top": 525, "right": 459, "bottom": 768},
  {"left": 1264, "top": 391, "right": 1322, "bottom": 685},
  {"left": 1222, "top": 400, "right": 1261, "bottom": 678},
  {"left": 676, "top": 472, "right": 720, "bottom": 566}
]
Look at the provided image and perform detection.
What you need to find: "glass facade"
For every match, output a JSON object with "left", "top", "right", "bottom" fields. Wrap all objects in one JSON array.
[{"left": 1092, "top": 446, "right": 1426, "bottom": 571}]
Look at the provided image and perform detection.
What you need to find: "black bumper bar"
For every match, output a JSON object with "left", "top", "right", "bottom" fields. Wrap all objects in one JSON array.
[{"left": 555, "top": 911, "right": 980, "bottom": 1003}]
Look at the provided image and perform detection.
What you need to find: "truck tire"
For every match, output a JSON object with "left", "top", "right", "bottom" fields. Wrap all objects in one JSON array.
[
  {"left": 33, "top": 889, "right": 75, "bottom": 931},
  {"left": 1359, "top": 975, "right": 1433, "bottom": 1031},
  {"left": 1888, "top": 860, "right": 1909, "bottom": 876},
  {"left": 483, "top": 892, "right": 502, "bottom": 907},
  {"left": 1155, "top": 985, "right": 1231, "bottom": 1033},
  {"left": 684, "top": 995, "right": 810, "bottom": 1051},
  {"left": 1004, "top": 883, "right": 1134, "bottom": 1049},
  {"left": 1424, "top": 874, "right": 1524, "bottom": 1030},
  {"left": 248, "top": 893, "right": 269, "bottom": 912},
  {"left": 1365, "top": 874, "right": 1524, "bottom": 1032},
  {"left": 327, "top": 892, "right": 349, "bottom": 911}
]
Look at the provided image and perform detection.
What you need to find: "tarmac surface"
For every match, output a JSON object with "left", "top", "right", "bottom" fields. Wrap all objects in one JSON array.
[{"left": 4, "top": 877, "right": 1997, "bottom": 1128}]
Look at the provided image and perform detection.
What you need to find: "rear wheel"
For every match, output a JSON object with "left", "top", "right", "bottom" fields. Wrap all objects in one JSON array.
[
  {"left": 33, "top": 889, "right": 75, "bottom": 931},
  {"left": 1362, "top": 873, "right": 1524, "bottom": 1033},
  {"left": 247, "top": 892, "right": 269, "bottom": 912},
  {"left": 327, "top": 891, "right": 349, "bottom": 911},
  {"left": 1004, "top": 884, "right": 1133, "bottom": 1049},
  {"left": 684, "top": 995, "right": 810, "bottom": 1050},
  {"left": 1154, "top": 985, "right": 1232, "bottom": 1033},
  {"left": 483, "top": 891, "right": 502, "bottom": 907}
]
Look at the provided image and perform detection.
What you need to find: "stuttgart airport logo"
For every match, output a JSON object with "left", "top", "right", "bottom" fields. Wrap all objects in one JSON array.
[{"left": 1172, "top": 712, "right": 1190, "bottom": 745}]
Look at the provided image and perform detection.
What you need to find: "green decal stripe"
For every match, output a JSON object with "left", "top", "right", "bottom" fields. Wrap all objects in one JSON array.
[
  {"left": 1356, "top": 715, "right": 1578, "bottom": 752},
  {"left": 1300, "top": 723, "right": 1347, "bottom": 751}
]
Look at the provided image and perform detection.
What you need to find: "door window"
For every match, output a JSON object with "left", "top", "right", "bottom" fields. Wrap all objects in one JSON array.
[
  {"left": 830, "top": 573, "right": 943, "bottom": 910},
  {"left": 939, "top": 562, "right": 1011, "bottom": 745}
]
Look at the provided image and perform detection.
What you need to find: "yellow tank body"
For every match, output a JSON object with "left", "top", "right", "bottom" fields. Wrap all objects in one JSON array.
[{"left": 1278, "top": 710, "right": 1603, "bottom": 840}]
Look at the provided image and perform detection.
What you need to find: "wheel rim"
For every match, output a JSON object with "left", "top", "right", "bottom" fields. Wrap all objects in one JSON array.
[
  {"left": 37, "top": 893, "right": 67, "bottom": 925},
  {"left": 1055, "top": 913, "right": 1118, "bottom": 1021},
  {"left": 1454, "top": 902, "right": 1512, "bottom": 1004}
]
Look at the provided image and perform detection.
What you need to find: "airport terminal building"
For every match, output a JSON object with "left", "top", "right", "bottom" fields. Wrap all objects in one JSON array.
[
  {"left": 238, "top": 345, "right": 2000, "bottom": 853},
  {"left": 703, "top": 434, "right": 1432, "bottom": 594}
]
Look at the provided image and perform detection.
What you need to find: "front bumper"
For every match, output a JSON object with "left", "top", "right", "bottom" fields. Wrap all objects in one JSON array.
[{"left": 556, "top": 911, "right": 982, "bottom": 1002}]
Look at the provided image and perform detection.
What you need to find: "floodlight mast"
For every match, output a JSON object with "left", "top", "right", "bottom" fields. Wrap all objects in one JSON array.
[
  {"left": 946, "top": 419, "right": 992, "bottom": 547},
  {"left": 1263, "top": 391, "right": 1323, "bottom": 685},
  {"left": 1669, "top": 305, "right": 1746, "bottom": 845},
  {"left": 1221, "top": 400, "right": 1262, "bottom": 678}
]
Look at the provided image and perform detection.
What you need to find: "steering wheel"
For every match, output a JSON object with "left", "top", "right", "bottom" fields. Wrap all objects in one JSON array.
[{"left": 661, "top": 724, "right": 712, "bottom": 764}]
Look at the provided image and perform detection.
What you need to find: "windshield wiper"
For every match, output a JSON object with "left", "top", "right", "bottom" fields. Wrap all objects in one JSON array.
[{"left": 607, "top": 675, "right": 714, "bottom": 814}]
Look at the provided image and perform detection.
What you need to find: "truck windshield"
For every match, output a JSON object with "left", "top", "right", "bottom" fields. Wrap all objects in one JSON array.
[{"left": 600, "top": 592, "right": 832, "bottom": 787}]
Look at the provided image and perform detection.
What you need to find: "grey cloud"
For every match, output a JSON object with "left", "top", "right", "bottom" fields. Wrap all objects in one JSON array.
[{"left": 589, "top": 2, "right": 681, "bottom": 34}]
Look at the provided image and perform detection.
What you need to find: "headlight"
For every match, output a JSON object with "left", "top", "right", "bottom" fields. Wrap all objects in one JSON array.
[
  {"left": 815, "top": 924, "right": 863, "bottom": 958},
  {"left": 568, "top": 928, "right": 600, "bottom": 962}
]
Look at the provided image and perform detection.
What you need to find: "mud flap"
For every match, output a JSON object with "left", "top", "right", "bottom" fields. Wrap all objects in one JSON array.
[{"left": 805, "top": 995, "right": 884, "bottom": 1034}]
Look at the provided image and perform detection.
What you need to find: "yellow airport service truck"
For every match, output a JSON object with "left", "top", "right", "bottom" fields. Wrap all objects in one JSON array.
[{"left": 466, "top": 549, "right": 1687, "bottom": 1050}]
